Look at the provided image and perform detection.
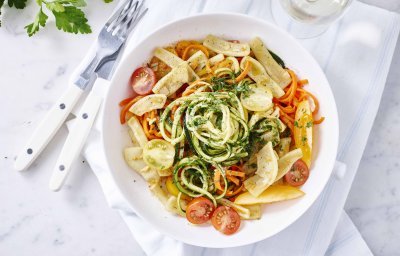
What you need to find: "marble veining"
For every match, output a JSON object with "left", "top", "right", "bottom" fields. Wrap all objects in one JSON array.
[
  {"left": 43, "top": 65, "right": 68, "bottom": 90},
  {"left": 0, "top": 216, "right": 34, "bottom": 241},
  {"left": 0, "top": 1, "right": 398, "bottom": 256}
]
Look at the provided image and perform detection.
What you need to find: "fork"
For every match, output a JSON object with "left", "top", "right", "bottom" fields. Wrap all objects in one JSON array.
[
  {"left": 76, "top": 0, "right": 146, "bottom": 89},
  {"left": 14, "top": 0, "right": 147, "bottom": 172}
]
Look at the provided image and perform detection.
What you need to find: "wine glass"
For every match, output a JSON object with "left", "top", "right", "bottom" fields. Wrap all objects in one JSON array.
[{"left": 271, "top": 0, "right": 354, "bottom": 39}]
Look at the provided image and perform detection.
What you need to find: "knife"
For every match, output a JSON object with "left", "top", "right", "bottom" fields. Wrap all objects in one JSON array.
[{"left": 48, "top": 61, "right": 114, "bottom": 191}]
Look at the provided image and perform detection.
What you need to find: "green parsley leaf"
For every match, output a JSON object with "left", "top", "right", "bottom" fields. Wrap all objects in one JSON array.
[
  {"left": 192, "top": 117, "right": 207, "bottom": 127},
  {"left": 53, "top": 6, "right": 91, "bottom": 34},
  {"left": 210, "top": 76, "right": 251, "bottom": 96},
  {"left": 46, "top": 2, "right": 65, "bottom": 12},
  {"left": 2, "top": 0, "right": 109, "bottom": 35},
  {"left": 63, "top": 0, "right": 87, "bottom": 7},
  {"left": 268, "top": 50, "right": 286, "bottom": 69},
  {"left": 7, "top": 0, "right": 27, "bottom": 9},
  {"left": 306, "top": 121, "right": 313, "bottom": 128},
  {"left": 25, "top": 8, "right": 48, "bottom": 37},
  {"left": 0, "top": 0, "right": 5, "bottom": 26}
]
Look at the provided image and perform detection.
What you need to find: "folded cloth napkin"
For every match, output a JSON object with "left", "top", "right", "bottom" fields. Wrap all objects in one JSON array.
[{"left": 70, "top": 0, "right": 400, "bottom": 255}]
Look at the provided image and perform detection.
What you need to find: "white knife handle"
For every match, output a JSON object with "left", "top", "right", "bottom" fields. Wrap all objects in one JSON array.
[
  {"left": 49, "top": 79, "right": 106, "bottom": 191},
  {"left": 14, "top": 85, "right": 84, "bottom": 171}
]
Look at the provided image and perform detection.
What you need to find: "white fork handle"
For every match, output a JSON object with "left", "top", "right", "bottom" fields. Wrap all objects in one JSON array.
[
  {"left": 14, "top": 85, "right": 84, "bottom": 171},
  {"left": 49, "top": 78, "right": 106, "bottom": 191}
]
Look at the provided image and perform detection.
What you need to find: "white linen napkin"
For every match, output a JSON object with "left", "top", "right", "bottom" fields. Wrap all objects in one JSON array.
[{"left": 70, "top": 0, "right": 400, "bottom": 255}]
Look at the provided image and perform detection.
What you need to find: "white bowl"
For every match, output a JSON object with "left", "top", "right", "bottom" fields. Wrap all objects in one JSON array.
[{"left": 101, "top": 13, "right": 339, "bottom": 248}]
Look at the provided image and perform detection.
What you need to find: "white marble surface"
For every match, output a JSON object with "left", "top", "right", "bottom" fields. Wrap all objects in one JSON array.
[
  {"left": 0, "top": 1, "right": 399, "bottom": 256},
  {"left": 345, "top": 35, "right": 400, "bottom": 255}
]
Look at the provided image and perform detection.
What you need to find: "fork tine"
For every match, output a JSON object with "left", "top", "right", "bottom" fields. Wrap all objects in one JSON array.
[
  {"left": 109, "top": 1, "right": 139, "bottom": 33},
  {"left": 105, "top": 0, "right": 135, "bottom": 28},
  {"left": 116, "top": 0, "right": 147, "bottom": 38},
  {"left": 121, "top": 8, "right": 148, "bottom": 39},
  {"left": 128, "top": 0, "right": 146, "bottom": 26},
  {"left": 114, "top": 1, "right": 139, "bottom": 28},
  {"left": 117, "top": 8, "right": 147, "bottom": 39}
]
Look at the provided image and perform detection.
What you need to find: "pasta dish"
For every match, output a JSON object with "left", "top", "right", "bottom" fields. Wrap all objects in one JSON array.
[{"left": 119, "top": 35, "right": 324, "bottom": 235}]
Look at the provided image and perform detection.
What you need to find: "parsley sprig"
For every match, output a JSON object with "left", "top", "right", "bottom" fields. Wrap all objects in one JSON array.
[
  {"left": 210, "top": 76, "right": 251, "bottom": 96},
  {"left": 0, "top": 0, "right": 113, "bottom": 36}
]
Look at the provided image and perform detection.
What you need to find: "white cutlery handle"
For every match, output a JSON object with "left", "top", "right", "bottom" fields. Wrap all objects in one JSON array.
[
  {"left": 49, "top": 79, "right": 106, "bottom": 191},
  {"left": 14, "top": 85, "right": 84, "bottom": 171}
]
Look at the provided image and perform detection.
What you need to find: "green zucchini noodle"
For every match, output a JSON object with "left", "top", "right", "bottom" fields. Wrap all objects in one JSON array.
[
  {"left": 160, "top": 91, "right": 249, "bottom": 166},
  {"left": 173, "top": 157, "right": 227, "bottom": 206}
]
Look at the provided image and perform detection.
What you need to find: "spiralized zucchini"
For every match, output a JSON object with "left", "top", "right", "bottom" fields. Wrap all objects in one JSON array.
[
  {"left": 173, "top": 157, "right": 227, "bottom": 205},
  {"left": 160, "top": 92, "right": 249, "bottom": 166}
]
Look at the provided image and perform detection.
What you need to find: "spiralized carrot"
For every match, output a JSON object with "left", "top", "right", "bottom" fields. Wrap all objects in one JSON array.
[
  {"left": 279, "top": 113, "right": 294, "bottom": 134},
  {"left": 297, "top": 88, "right": 320, "bottom": 114},
  {"left": 298, "top": 79, "right": 309, "bottom": 87},
  {"left": 280, "top": 109, "right": 295, "bottom": 123},
  {"left": 278, "top": 70, "right": 297, "bottom": 103},
  {"left": 141, "top": 110, "right": 163, "bottom": 140},
  {"left": 314, "top": 116, "right": 325, "bottom": 125},
  {"left": 235, "top": 60, "right": 250, "bottom": 82},
  {"left": 182, "top": 45, "right": 210, "bottom": 60},
  {"left": 276, "top": 104, "right": 296, "bottom": 114},
  {"left": 119, "top": 96, "right": 143, "bottom": 124},
  {"left": 226, "top": 170, "right": 245, "bottom": 178},
  {"left": 227, "top": 175, "right": 240, "bottom": 186},
  {"left": 273, "top": 69, "right": 325, "bottom": 129},
  {"left": 119, "top": 97, "right": 135, "bottom": 107},
  {"left": 214, "top": 165, "right": 245, "bottom": 197}
]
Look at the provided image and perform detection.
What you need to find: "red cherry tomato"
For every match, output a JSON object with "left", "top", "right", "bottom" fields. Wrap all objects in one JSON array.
[
  {"left": 186, "top": 197, "right": 215, "bottom": 224},
  {"left": 130, "top": 67, "right": 156, "bottom": 95},
  {"left": 211, "top": 206, "right": 241, "bottom": 235},
  {"left": 284, "top": 159, "right": 310, "bottom": 186}
]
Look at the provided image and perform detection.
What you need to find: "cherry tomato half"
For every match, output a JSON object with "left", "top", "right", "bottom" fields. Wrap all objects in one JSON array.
[
  {"left": 130, "top": 67, "right": 156, "bottom": 95},
  {"left": 186, "top": 197, "right": 215, "bottom": 224},
  {"left": 284, "top": 159, "right": 310, "bottom": 187},
  {"left": 211, "top": 206, "right": 241, "bottom": 235}
]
